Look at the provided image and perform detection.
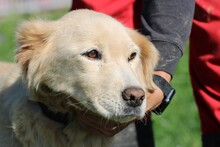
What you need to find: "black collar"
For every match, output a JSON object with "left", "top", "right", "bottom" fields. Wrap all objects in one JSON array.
[{"left": 38, "top": 102, "right": 69, "bottom": 126}]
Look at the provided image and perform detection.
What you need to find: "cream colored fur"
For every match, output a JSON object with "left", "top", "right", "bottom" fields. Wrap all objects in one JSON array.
[{"left": 0, "top": 10, "right": 158, "bottom": 147}]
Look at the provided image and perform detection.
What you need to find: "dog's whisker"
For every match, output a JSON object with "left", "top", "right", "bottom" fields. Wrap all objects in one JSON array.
[
  {"left": 82, "top": 106, "right": 91, "bottom": 116},
  {"left": 98, "top": 116, "right": 104, "bottom": 126}
]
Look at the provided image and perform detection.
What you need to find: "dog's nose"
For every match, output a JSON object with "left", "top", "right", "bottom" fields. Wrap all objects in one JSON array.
[{"left": 122, "top": 87, "right": 145, "bottom": 107}]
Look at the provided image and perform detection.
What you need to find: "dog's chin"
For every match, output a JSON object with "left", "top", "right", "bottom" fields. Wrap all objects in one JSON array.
[
  {"left": 89, "top": 103, "right": 146, "bottom": 123},
  {"left": 111, "top": 109, "right": 146, "bottom": 123},
  {"left": 110, "top": 114, "right": 143, "bottom": 123}
]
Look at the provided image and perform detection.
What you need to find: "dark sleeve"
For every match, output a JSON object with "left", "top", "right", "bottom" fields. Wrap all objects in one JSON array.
[{"left": 141, "top": 0, "right": 195, "bottom": 76}]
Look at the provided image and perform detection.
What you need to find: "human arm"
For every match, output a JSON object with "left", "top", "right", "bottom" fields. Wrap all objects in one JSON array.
[
  {"left": 141, "top": 0, "right": 195, "bottom": 111},
  {"left": 141, "top": 0, "right": 195, "bottom": 77}
]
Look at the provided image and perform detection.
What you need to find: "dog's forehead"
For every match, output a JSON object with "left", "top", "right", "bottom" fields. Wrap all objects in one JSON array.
[
  {"left": 54, "top": 10, "right": 138, "bottom": 53},
  {"left": 59, "top": 10, "right": 128, "bottom": 37},
  {"left": 60, "top": 9, "right": 118, "bottom": 24}
]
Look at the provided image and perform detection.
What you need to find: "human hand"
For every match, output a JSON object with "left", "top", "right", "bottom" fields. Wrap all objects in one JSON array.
[{"left": 146, "top": 70, "right": 171, "bottom": 111}]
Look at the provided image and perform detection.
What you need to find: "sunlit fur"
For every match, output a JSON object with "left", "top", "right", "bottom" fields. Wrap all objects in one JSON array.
[{"left": 0, "top": 10, "right": 158, "bottom": 147}]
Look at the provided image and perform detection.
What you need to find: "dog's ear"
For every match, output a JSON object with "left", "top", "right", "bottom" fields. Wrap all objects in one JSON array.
[
  {"left": 16, "top": 20, "right": 54, "bottom": 76},
  {"left": 127, "top": 29, "right": 159, "bottom": 90}
]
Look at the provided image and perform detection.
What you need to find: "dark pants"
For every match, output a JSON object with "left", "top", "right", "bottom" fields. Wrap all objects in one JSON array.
[{"left": 135, "top": 119, "right": 155, "bottom": 147}]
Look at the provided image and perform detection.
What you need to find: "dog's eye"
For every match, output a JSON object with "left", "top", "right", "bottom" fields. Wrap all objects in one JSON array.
[
  {"left": 82, "top": 49, "right": 102, "bottom": 60},
  {"left": 128, "top": 52, "right": 137, "bottom": 61}
]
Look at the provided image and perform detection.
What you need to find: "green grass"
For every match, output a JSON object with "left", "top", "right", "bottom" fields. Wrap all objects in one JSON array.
[{"left": 0, "top": 10, "right": 201, "bottom": 147}]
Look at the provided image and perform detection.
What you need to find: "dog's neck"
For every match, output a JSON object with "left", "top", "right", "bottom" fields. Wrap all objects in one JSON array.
[
  {"left": 38, "top": 102, "right": 69, "bottom": 126},
  {"left": 33, "top": 83, "right": 71, "bottom": 125}
]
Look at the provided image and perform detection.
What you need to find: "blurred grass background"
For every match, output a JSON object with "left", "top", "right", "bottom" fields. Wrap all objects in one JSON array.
[{"left": 0, "top": 9, "right": 201, "bottom": 147}]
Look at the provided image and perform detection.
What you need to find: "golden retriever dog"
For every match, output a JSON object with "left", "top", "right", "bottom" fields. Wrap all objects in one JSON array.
[{"left": 0, "top": 10, "right": 158, "bottom": 147}]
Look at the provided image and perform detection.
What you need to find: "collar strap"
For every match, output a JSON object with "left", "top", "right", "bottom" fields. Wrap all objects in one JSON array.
[{"left": 38, "top": 102, "right": 69, "bottom": 126}]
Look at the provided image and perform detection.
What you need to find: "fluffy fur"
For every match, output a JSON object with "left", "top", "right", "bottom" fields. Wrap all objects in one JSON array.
[{"left": 0, "top": 10, "right": 158, "bottom": 147}]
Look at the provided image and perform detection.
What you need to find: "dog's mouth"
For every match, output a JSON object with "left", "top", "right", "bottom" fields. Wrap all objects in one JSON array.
[{"left": 106, "top": 105, "right": 145, "bottom": 122}]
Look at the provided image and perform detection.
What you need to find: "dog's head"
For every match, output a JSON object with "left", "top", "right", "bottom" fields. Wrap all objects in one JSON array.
[{"left": 16, "top": 10, "right": 158, "bottom": 122}]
